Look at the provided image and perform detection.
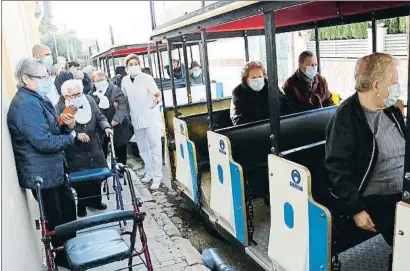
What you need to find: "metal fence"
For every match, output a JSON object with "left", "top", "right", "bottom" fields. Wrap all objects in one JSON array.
[
  {"left": 385, "top": 34, "right": 407, "bottom": 56},
  {"left": 307, "top": 34, "right": 407, "bottom": 58}
]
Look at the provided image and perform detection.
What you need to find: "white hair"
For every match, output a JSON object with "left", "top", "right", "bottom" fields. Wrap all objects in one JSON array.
[
  {"left": 14, "top": 58, "right": 45, "bottom": 88},
  {"left": 61, "top": 79, "right": 84, "bottom": 96}
]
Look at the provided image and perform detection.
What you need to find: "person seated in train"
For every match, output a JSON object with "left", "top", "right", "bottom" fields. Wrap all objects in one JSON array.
[
  {"left": 165, "top": 59, "right": 186, "bottom": 81},
  {"left": 282, "top": 50, "right": 335, "bottom": 113},
  {"left": 230, "top": 61, "right": 293, "bottom": 126},
  {"left": 8, "top": 58, "right": 77, "bottom": 268},
  {"left": 325, "top": 53, "right": 404, "bottom": 270},
  {"left": 56, "top": 79, "right": 113, "bottom": 217},
  {"left": 189, "top": 61, "right": 204, "bottom": 85}
]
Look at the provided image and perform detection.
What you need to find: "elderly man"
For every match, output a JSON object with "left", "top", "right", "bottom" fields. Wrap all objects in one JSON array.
[
  {"left": 32, "top": 44, "right": 61, "bottom": 105},
  {"left": 91, "top": 71, "right": 133, "bottom": 165},
  {"left": 7, "top": 58, "right": 77, "bottom": 268},
  {"left": 325, "top": 53, "right": 404, "bottom": 270},
  {"left": 56, "top": 79, "right": 113, "bottom": 217},
  {"left": 283, "top": 50, "right": 335, "bottom": 113}
]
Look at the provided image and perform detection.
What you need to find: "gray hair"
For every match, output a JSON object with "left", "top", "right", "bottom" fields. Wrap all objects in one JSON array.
[
  {"left": 61, "top": 79, "right": 84, "bottom": 96},
  {"left": 72, "top": 70, "right": 84, "bottom": 80},
  {"left": 82, "top": 65, "right": 96, "bottom": 76},
  {"left": 91, "top": 71, "right": 107, "bottom": 81},
  {"left": 14, "top": 58, "right": 45, "bottom": 88}
]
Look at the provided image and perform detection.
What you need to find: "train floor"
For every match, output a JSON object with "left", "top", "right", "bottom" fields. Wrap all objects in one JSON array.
[{"left": 251, "top": 199, "right": 392, "bottom": 271}]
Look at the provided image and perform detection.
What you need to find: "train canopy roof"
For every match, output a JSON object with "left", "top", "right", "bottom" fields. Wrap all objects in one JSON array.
[{"left": 150, "top": 1, "right": 409, "bottom": 42}]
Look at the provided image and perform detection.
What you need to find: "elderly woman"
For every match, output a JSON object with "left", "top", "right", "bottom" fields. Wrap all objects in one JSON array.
[
  {"left": 325, "top": 53, "right": 404, "bottom": 269},
  {"left": 57, "top": 79, "right": 113, "bottom": 217},
  {"left": 230, "top": 61, "right": 293, "bottom": 125},
  {"left": 7, "top": 58, "right": 77, "bottom": 268},
  {"left": 91, "top": 71, "right": 133, "bottom": 165}
]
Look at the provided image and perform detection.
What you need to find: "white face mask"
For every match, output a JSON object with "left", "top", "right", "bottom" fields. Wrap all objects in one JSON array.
[
  {"left": 69, "top": 96, "right": 84, "bottom": 108},
  {"left": 39, "top": 55, "right": 53, "bottom": 71},
  {"left": 95, "top": 80, "right": 109, "bottom": 92},
  {"left": 305, "top": 66, "right": 317, "bottom": 79},
  {"left": 192, "top": 70, "right": 202, "bottom": 78},
  {"left": 249, "top": 77, "right": 265, "bottom": 92},
  {"left": 381, "top": 82, "right": 402, "bottom": 107},
  {"left": 128, "top": 65, "right": 141, "bottom": 76}
]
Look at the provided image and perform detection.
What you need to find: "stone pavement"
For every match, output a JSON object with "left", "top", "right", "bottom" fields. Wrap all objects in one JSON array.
[{"left": 49, "top": 158, "right": 210, "bottom": 271}]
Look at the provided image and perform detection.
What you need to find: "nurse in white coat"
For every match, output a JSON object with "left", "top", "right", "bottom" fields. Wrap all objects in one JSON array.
[{"left": 121, "top": 54, "right": 163, "bottom": 190}]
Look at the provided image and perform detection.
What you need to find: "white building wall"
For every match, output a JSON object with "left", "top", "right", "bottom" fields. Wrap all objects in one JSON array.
[{"left": 2, "top": 1, "right": 44, "bottom": 270}]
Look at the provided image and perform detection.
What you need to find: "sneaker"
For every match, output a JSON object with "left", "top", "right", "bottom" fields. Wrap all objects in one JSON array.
[
  {"left": 150, "top": 180, "right": 161, "bottom": 190},
  {"left": 141, "top": 175, "right": 152, "bottom": 184}
]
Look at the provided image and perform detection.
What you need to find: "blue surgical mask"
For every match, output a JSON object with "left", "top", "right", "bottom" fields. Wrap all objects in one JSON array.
[
  {"left": 305, "top": 66, "right": 317, "bottom": 79},
  {"left": 69, "top": 96, "right": 84, "bottom": 108},
  {"left": 40, "top": 55, "right": 53, "bottom": 71},
  {"left": 383, "top": 82, "right": 402, "bottom": 107},
  {"left": 128, "top": 65, "right": 141, "bottom": 76},
  {"left": 95, "top": 80, "right": 109, "bottom": 92},
  {"left": 249, "top": 78, "right": 265, "bottom": 92},
  {"left": 192, "top": 70, "right": 202, "bottom": 78},
  {"left": 36, "top": 79, "right": 53, "bottom": 97}
]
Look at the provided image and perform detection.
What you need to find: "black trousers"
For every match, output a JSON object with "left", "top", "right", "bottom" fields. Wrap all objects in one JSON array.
[
  {"left": 74, "top": 180, "right": 103, "bottom": 209},
  {"left": 362, "top": 193, "right": 401, "bottom": 247},
  {"left": 32, "top": 183, "right": 77, "bottom": 250},
  {"left": 102, "top": 137, "right": 128, "bottom": 165},
  {"left": 362, "top": 193, "right": 401, "bottom": 270}
]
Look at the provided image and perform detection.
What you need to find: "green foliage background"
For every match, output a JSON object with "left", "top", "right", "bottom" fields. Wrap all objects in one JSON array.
[{"left": 311, "top": 17, "right": 407, "bottom": 40}]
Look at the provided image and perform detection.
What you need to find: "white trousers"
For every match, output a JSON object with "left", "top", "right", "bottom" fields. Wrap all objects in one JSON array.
[{"left": 134, "top": 125, "right": 163, "bottom": 182}]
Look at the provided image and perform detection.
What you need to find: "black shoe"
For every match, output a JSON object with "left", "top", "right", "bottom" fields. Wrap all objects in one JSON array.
[
  {"left": 77, "top": 206, "right": 87, "bottom": 217},
  {"left": 88, "top": 202, "right": 107, "bottom": 210},
  {"left": 55, "top": 253, "right": 70, "bottom": 268}
]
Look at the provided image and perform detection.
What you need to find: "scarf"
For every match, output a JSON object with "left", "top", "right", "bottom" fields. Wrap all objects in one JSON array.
[
  {"left": 93, "top": 89, "right": 110, "bottom": 109},
  {"left": 296, "top": 68, "right": 314, "bottom": 91},
  {"left": 66, "top": 96, "right": 92, "bottom": 124}
]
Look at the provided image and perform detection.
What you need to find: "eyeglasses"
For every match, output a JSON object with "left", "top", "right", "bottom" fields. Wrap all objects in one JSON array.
[
  {"left": 27, "top": 74, "right": 49, "bottom": 81},
  {"left": 65, "top": 93, "right": 83, "bottom": 99}
]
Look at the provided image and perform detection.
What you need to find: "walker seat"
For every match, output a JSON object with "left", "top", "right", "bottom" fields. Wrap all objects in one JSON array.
[
  {"left": 69, "top": 168, "right": 112, "bottom": 183},
  {"left": 65, "top": 229, "right": 131, "bottom": 270}
]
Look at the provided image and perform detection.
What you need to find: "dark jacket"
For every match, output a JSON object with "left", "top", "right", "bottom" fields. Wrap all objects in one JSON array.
[
  {"left": 54, "top": 71, "right": 73, "bottom": 95},
  {"left": 56, "top": 95, "right": 110, "bottom": 173},
  {"left": 90, "top": 82, "right": 134, "bottom": 147},
  {"left": 82, "top": 72, "right": 94, "bottom": 95},
  {"left": 113, "top": 74, "right": 125, "bottom": 89},
  {"left": 230, "top": 80, "right": 293, "bottom": 125},
  {"left": 325, "top": 93, "right": 405, "bottom": 216},
  {"left": 283, "top": 71, "right": 335, "bottom": 113},
  {"left": 166, "top": 63, "right": 186, "bottom": 81},
  {"left": 7, "top": 88, "right": 74, "bottom": 189}
]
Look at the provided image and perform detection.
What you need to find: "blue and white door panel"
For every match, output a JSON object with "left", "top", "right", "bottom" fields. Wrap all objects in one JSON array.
[
  {"left": 173, "top": 117, "right": 198, "bottom": 204},
  {"left": 207, "top": 131, "right": 248, "bottom": 246},
  {"left": 268, "top": 155, "right": 331, "bottom": 271},
  {"left": 393, "top": 201, "right": 410, "bottom": 271}
]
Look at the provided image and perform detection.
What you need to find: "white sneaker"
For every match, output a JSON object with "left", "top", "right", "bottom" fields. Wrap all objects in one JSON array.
[
  {"left": 141, "top": 175, "right": 152, "bottom": 184},
  {"left": 150, "top": 180, "right": 161, "bottom": 190}
]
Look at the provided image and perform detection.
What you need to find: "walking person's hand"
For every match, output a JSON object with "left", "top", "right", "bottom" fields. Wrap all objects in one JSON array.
[
  {"left": 105, "top": 128, "right": 114, "bottom": 137},
  {"left": 113, "top": 102, "right": 118, "bottom": 109},
  {"left": 111, "top": 120, "right": 119, "bottom": 127},
  {"left": 353, "top": 211, "right": 376, "bottom": 232},
  {"left": 61, "top": 113, "right": 75, "bottom": 129},
  {"left": 77, "top": 133, "right": 90, "bottom": 143}
]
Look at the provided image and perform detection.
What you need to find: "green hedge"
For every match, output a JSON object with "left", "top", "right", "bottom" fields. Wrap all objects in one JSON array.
[{"left": 311, "top": 17, "right": 407, "bottom": 40}]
